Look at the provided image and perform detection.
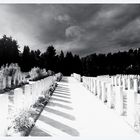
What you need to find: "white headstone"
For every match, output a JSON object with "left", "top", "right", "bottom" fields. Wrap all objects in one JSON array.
[
  {"left": 0, "top": 94, "right": 8, "bottom": 136},
  {"left": 127, "top": 90, "right": 137, "bottom": 127},
  {"left": 24, "top": 84, "right": 32, "bottom": 109},
  {"left": 115, "top": 86, "right": 124, "bottom": 115},
  {"left": 101, "top": 82, "right": 106, "bottom": 102},
  {"left": 14, "top": 88, "right": 24, "bottom": 111}
]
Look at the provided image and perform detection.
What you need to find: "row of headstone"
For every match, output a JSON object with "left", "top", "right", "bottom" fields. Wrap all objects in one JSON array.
[
  {"left": 29, "top": 67, "right": 48, "bottom": 81},
  {"left": 73, "top": 73, "right": 82, "bottom": 82},
  {"left": 0, "top": 75, "right": 57, "bottom": 136},
  {"left": 55, "top": 73, "right": 63, "bottom": 81},
  {"left": 0, "top": 63, "right": 27, "bottom": 90},
  {"left": 75, "top": 74, "right": 140, "bottom": 133},
  {"left": 111, "top": 75, "right": 140, "bottom": 130}
]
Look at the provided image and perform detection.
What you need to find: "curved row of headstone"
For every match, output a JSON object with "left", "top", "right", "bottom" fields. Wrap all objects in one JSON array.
[
  {"left": 0, "top": 75, "right": 59, "bottom": 136},
  {"left": 73, "top": 73, "right": 140, "bottom": 133}
]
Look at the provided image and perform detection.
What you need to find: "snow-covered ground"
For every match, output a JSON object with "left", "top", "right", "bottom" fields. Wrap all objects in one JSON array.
[{"left": 30, "top": 77, "right": 140, "bottom": 139}]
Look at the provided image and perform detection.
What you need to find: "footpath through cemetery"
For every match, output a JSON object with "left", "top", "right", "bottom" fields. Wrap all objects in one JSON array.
[{"left": 0, "top": 64, "right": 140, "bottom": 136}]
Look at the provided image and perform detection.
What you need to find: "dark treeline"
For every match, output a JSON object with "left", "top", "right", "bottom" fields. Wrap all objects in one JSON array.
[
  {"left": 0, "top": 35, "right": 82, "bottom": 76},
  {"left": 82, "top": 49, "right": 140, "bottom": 76},
  {"left": 1, "top": 35, "right": 140, "bottom": 76}
]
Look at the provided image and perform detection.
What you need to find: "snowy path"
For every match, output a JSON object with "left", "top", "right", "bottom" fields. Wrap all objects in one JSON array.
[{"left": 29, "top": 77, "right": 140, "bottom": 138}]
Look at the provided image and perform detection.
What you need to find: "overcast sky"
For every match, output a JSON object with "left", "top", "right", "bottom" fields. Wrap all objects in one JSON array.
[{"left": 0, "top": 4, "right": 140, "bottom": 56}]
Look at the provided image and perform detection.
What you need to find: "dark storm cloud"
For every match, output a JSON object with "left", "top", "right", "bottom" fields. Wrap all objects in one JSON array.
[{"left": 0, "top": 4, "right": 140, "bottom": 56}]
